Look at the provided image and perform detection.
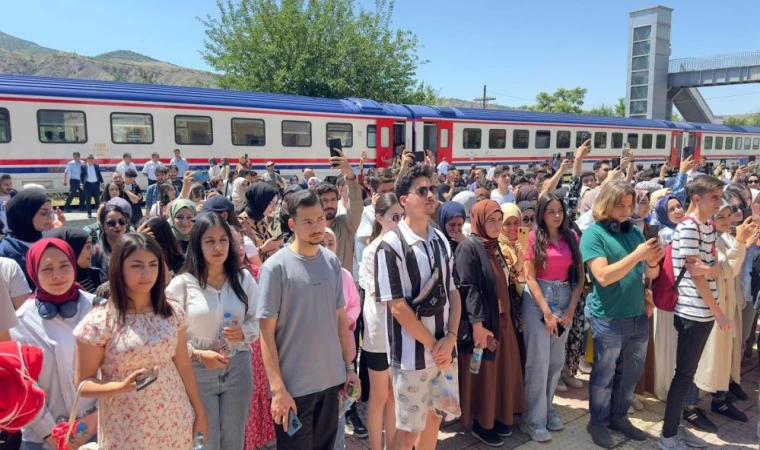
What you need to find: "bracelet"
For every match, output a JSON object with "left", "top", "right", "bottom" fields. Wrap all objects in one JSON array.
[
  {"left": 345, "top": 363, "right": 356, "bottom": 373},
  {"left": 446, "top": 330, "right": 457, "bottom": 339}
]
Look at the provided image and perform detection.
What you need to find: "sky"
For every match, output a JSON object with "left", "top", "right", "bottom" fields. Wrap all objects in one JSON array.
[{"left": 2, "top": 0, "right": 760, "bottom": 115}]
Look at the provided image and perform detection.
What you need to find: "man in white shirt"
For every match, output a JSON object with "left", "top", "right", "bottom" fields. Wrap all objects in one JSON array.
[
  {"left": 0, "top": 174, "right": 16, "bottom": 234},
  {"left": 142, "top": 152, "right": 164, "bottom": 185},
  {"left": 436, "top": 157, "right": 450, "bottom": 174},
  {"left": 62, "top": 152, "right": 85, "bottom": 213},
  {"left": 79, "top": 154, "right": 103, "bottom": 218},
  {"left": 490, "top": 165, "right": 515, "bottom": 204},
  {"left": 115, "top": 152, "right": 137, "bottom": 178},
  {"left": 169, "top": 148, "right": 189, "bottom": 177},
  {"left": 486, "top": 162, "right": 497, "bottom": 182},
  {"left": 208, "top": 157, "right": 223, "bottom": 179}
]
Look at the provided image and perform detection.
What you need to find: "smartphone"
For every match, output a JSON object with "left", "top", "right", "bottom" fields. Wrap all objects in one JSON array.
[
  {"left": 682, "top": 146, "right": 695, "bottom": 161},
  {"left": 135, "top": 368, "right": 158, "bottom": 391},
  {"left": 275, "top": 231, "right": 291, "bottom": 242},
  {"left": 518, "top": 226, "right": 530, "bottom": 250},
  {"left": 486, "top": 335, "right": 499, "bottom": 352},
  {"left": 623, "top": 142, "right": 631, "bottom": 157},
  {"left": 244, "top": 153, "right": 248, "bottom": 160},
  {"left": 645, "top": 224, "right": 661, "bottom": 241},
  {"left": 749, "top": 155, "right": 756, "bottom": 163},
  {"left": 540, "top": 316, "right": 567, "bottom": 336},
  {"left": 739, "top": 157, "right": 749, "bottom": 166},
  {"left": 286, "top": 409, "right": 302, "bottom": 437},
  {"left": 328, "top": 138, "right": 342, "bottom": 167},
  {"left": 413, "top": 152, "right": 425, "bottom": 163},
  {"left": 565, "top": 151, "right": 574, "bottom": 160},
  {"left": 611, "top": 157, "right": 621, "bottom": 169},
  {"left": 719, "top": 158, "right": 727, "bottom": 167},
  {"left": 193, "top": 170, "right": 210, "bottom": 182}
]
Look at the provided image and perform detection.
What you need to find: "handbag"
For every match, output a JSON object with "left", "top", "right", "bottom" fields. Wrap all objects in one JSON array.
[{"left": 63, "top": 380, "right": 102, "bottom": 450}]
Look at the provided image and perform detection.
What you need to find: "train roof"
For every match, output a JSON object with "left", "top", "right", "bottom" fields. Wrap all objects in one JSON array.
[{"left": 0, "top": 74, "right": 412, "bottom": 118}]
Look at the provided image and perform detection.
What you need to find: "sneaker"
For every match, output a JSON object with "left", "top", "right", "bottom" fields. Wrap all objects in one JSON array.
[
  {"left": 711, "top": 400, "right": 748, "bottom": 422},
  {"left": 579, "top": 360, "right": 593, "bottom": 374},
  {"left": 723, "top": 390, "right": 738, "bottom": 403},
  {"left": 630, "top": 395, "right": 644, "bottom": 411},
  {"left": 728, "top": 381, "right": 748, "bottom": 401},
  {"left": 472, "top": 421, "right": 504, "bottom": 447},
  {"left": 555, "top": 379, "right": 568, "bottom": 392},
  {"left": 628, "top": 405, "right": 634, "bottom": 414},
  {"left": 561, "top": 374, "right": 583, "bottom": 389},
  {"left": 547, "top": 415, "right": 563, "bottom": 431},
  {"left": 586, "top": 421, "right": 614, "bottom": 449},
  {"left": 658, "top": 434, "right": 694, "bottom": 450},
  {"left": 520, "top": 423, "right": 551, "bottom": 443},
  {"left": 609, "top": 417, "right": 646, "bottom": 441},
  {"left": 345, "top": 409, "right": 368, "bottom": 439},
  {"left": 493, "top": 420, "right": 512, "bottom": 438},
  {"left": 677, "top": 425, "right": 707, "bottom": 448},
  {"left": 682, "top": 408, "right": 717, "bottom": 433}
]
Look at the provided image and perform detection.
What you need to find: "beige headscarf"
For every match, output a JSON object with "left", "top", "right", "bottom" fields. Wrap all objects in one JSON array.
[
  {"left": 650, "top": 188, "right": 672, "bottom": 211},
  {"left": 499, "top": 202, "right": 522, "bottom": 263},
  {"left": 232, "top": 177, "right": 247, "bottom": 212}
]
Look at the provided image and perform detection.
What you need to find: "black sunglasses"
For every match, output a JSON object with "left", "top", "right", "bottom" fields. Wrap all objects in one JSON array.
[
  {"left": 413, "top": 185, "right": 437, "bottom": 197},
  {"left": 747, "top": 179, "right": 759, "bottom": 184},
  {"left": 522, "top": 216, "right": 535, "bottom": 224},
  {"left": 106, "top": 219, "right": 128, "bottom": 228}
]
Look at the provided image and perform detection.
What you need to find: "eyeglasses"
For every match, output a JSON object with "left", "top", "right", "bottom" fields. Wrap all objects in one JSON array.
[
  {"left": 747, "top": 179, "right": 759, "bottom": 185},
  {"left": 730, "top": 205, "right": 742, "bottom": 214},
  {"left": 522, "top": 216, "right": 535, "bottom": 224},
  {"left": 412, "top": 185, "right": 437, "bottom": 197},
  {"left": 106, "top": 219, "right": 127, "bottom": 228}
]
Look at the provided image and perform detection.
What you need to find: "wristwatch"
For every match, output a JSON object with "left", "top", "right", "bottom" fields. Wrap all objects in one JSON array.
[{"left": 345, "top": 363, "right": 356, "bottom": 373}]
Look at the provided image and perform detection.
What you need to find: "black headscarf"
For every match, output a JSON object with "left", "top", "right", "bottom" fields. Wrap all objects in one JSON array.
[
  {"left": 245, "top": 182, "right": 278, "bottom": 221},
  {"left": 5, "top": 189, "right": 49, "bottom": 243},
  {"left": 44, "top": 227, "right": 89, "bottom": 258}
]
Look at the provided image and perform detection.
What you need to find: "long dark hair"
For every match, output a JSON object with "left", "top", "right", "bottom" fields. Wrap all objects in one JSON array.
[
  {"left": 370, "top": 193, "right": 400, "bottom": 242},
  {"left": 532, "top": 193, "right": 580, "bottom": 271},
  {"left": 98, "top": 204, "right": 130, "bottom": 253},
  {"left": 100, "top": 181, "right": 126, "bottom": 204},
  {"left": 139, "top": 216, "right": 185, "bottom": 272},
  {"left": 108, "top": 233, "right": 173, "bottom": 326},
  {"left": 181, "top": 213, "right": 248, "bottom": 312},
  {"left": 158, "top": 183, "right": 175, "bottom": 206}
]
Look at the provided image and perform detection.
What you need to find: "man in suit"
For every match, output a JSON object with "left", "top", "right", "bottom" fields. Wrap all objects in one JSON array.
[{"left": 80, "top": 154, "right": 103, "bottom": 218}]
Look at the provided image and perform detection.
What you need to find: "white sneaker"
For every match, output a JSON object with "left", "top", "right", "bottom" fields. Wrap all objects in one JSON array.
[
  {"left": 631, "top": 395, "right": 644, "bottom": 411},
  {"left": 677, "top": 425, "right": 707, "bottom": 448},
  {"left": 555, "top": 379, "right": 568, "bottom": 392},
  {"left": 658, "top": 435, "right": 692, "bottom": 450},
  {"left": 579, "top": 360, "right": 593, "bottom": 374},
  {"left": 561, "top": 374, "right": 584, "bottom": 389}
]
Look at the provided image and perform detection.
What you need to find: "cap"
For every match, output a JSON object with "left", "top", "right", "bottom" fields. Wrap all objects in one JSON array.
[
  {"left": 106, "top": 197, "right": 132, "bottom": 219},
  {"left": 0, "top": 342, "right": 45, "bottom": 433},
  {"left": 193, "top": 195, "right": 234, "bottom": 221},
  {"left": 266, "top": 161, "right": 274, "bottom": 166}
]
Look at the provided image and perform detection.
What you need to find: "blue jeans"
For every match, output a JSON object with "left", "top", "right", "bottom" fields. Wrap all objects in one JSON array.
[
  {"left": 522, "top": 279, "right": 572, "bottom": 430},
  {"left": 193, "top": 351, "right": 253, "bottom": 450},
  {"left": 587, "top": 312, "right": 649, "bottom": 425}
]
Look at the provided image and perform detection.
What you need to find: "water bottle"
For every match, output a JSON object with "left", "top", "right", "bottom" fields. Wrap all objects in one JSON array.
[
  {"left": 218, "top": 312, "right": 234, "bottom": 355},
  {"left": 469, "top": 346, "right": 483, "bottom": 374},
  {"left": 193, "top": 432, "right": 204, "bottom": 450}
]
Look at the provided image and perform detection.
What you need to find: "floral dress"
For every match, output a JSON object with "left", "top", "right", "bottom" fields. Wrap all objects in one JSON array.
[{"left": 74, "top": 303, "right": 195, "bottom": 449}]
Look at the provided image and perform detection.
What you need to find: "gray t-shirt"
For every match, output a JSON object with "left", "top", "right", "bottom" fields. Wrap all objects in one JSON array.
[
  {"left": 262, "top": 171, "right": 283, "bottom": 189},
  {"left": 257, "top": 246, "right": 346, "bottom": 397}
]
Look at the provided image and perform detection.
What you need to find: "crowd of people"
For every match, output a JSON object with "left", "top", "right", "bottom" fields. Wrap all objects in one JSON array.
[{"left": 0, "top": 143, "right": 759, "bottom": 450}]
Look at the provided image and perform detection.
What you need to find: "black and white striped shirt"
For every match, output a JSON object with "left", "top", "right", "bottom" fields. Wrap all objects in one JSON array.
[
  {"left": 374, "top": 220, "right": 456, "bottom": 371},
  {"left": 673, "top": 216, "right": 718, "bottom": 322}
]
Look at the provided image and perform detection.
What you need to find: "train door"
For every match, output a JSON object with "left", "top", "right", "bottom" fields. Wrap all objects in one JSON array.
[
  {"left": 691, "top": 131, "right": 702, "bottom": 162},
  {"left": 375, "top": 118, "right": 394, "bottom": 168},
  {"left": 437, "top": 121, "right": 453, "bottom": 165},
  {"left": 670, "top": 131, "right": 682, "bottom": 164}
]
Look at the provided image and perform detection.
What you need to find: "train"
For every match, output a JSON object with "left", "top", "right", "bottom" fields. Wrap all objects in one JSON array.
[{"left": 1, "top": 74, "right": 759, "bottom": 192}]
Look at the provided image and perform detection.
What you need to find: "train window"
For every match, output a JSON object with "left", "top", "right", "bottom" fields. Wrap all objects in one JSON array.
[
  {"left": 489, "top": 129, "right": 506, "bottom": 149},
  {"left": 557, "top": 131, "right": 571, "bottom": 149},
  {"left": 594, "top": 132, "right": 607, "bottom": 149},
  {"left": 513, "top": 130, "right": 529, "bottom": 149},
  {"left": 535, "top": 130, "right": 551, "bottom": 149},
  {"left": 725, "top": 137, "right": 733, "bottom": 150},
  {"left": 611, "top": 133, "right": 623, "bottom": 149},
  {"left": 282, "top": 120, "right": 311, "bottom": 147},
  {"left": 111, "top": 113, "right": 154, "bottom": 144},
  {"left": 745, "top": 138, "right": 752, "bottom": 150},
  {"left": 381, "top": 126, "right": 392, "bottom": 148},
  {"left": 575, "top": 131, "right": 589, "bottom": 148},
  {"left": 463, "top": 128, "right": 482, "bottom": 149},
  {"left": 735, "top": 137, "right": 742, "bottom": 150},
  {"left": 0, "top": 108, "right": 9, "bottom": 143},
  {"left": 37, "top": 110, "right": 87, "bottom": 143},
  {"left": 175, "top": 115, "right": 212, "bottom": 145},
  {"left": 231, "top": 118, "right": 265, "bottom": 146},
  {"left": 326, "top": 123, "right": 353, "bottom": 148},
  {"left": 656, "top": 134, "right": 666, "bottom": 149},
  {"left": 642, "top": 134, "right": 652, "bottom": 149},
  {"left": 715, "top": 137, "right": 723, "bottom": 150},
  {"left": 367, "top": 125, "right": 376, "bottom": 148},
  {"left": 703, "top": 136, "right": 713, "bottom": 150},
  {"left": 627, "top": 133, "right": 639, "bottom": 149},
  {"left": 753, "top": 138, "right": 759, "bottom": 150}
]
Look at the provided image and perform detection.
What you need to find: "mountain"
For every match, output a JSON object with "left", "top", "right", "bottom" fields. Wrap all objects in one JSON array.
[{"left": 0, "top": 31, "right": 215, "bottom": 87}]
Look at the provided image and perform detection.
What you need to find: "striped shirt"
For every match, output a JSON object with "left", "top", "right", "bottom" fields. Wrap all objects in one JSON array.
[
  {"left": 673, "top": 216, "right": 718, "bottom": 322},
  {"left": 374, "top": 220, "right": 456, "bottom": 371}
]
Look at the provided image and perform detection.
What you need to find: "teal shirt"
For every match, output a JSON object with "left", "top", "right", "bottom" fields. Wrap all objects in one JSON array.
[{"left": 580, "top": 222, "right": 645, "bottom": 318}]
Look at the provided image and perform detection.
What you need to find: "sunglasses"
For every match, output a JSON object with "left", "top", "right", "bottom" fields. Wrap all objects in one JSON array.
[
  {"left": 522, "top": 216, "right": 535, "bottom": 224},
  {"left": 747, "top": 179, "right": 759, "bottom": 185},
  {"left": 413, "top": 185, "right": 437, "bottom": 197},
  {"left": 106, "top": 219, "right": 127, "bottom": 228}
]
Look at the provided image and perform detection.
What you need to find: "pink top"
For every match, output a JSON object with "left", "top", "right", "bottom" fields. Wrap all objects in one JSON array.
[
  {"left": 342, "top": 268, "right": 361, "bottom": 360},
  {"left": 523, "top": 230, "right": 578, "bottom": 281}
]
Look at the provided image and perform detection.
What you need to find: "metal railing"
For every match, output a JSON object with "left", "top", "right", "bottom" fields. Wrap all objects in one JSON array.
[{"left": 669, "top": 50, "right": 760, "bottom": 73}]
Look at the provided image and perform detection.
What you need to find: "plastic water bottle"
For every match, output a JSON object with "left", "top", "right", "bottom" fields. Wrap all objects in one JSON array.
[
  {"left": 218, "top": 312, "right": 234, "bottom": 355},
  {"left": 469, "top": 346, "right": 483, "bottom": 374},
  {"left": 193, "top": 432, "right": 204, "bottom": 450}
]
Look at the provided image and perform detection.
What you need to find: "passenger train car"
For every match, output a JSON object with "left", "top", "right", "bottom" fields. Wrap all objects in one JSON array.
[{"left": 1, "top": 74, "right": 759, "bottom": 192}]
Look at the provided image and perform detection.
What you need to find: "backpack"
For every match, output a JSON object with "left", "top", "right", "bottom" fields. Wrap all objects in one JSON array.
[
  {"left": 651, "top": 217, "right": 714, "bottom": 311},
  {"left": 389, "top": 227, "right": 450, "bottom": 318}
]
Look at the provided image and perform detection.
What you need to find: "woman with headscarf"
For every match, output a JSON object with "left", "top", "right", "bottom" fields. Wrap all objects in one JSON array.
[
  {"left": 474, "top": 187, "right": 490, "bottom": 202},
  {"left": 44, "top": 227, "right": 103, "bottom": 294},
  {"left": 518, "top": 201, "right": 536, "bottom": 230},
  {"left": 0, "top": 189, "right": 54, "bottom": 289},
  {"left": 515, "top": 186, "right": 539, "bottom": 205},
  {"left": 438, "top": 202, "right": 467, "bottom": 255},
  {"left": 169, "top": 199, "right": 197, "bottom": 253},
  {"left": 455, "top": 200, "right": 526, "bottom": 446},
  {"left": 244, "top": 182, "right": 281, "bottom": 262},
  {"left": 231, "top": 177, "right": 248, "bottom": 213},
  {"left": 9, "top": 238, "right": 99, "bottom": 449},
  {"left": 498, "top": 203, "right": 528, "bottom": 375},
  {"left": 307, "top": 176, "right": 321, "bottom": 190},
  {"left": 452, "top": 190, "right": 477, "bottom": 237}
]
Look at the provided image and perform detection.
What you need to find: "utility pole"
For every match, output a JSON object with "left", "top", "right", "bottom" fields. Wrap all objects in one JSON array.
[{"left": 473, "top": 85, "right": 496, "bottom": 109}]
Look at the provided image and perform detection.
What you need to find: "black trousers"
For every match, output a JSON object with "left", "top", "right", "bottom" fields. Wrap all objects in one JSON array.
[
  {"left": 83, "top": 182, "right": 100, "bottom": 215},
  {"left": 0, "top": 431, "right": 21, "bottom": 450},
  {"left": 63, "top": 180, "right": 85, "bottom": 210},
  {"left": 662, "top": 316, "right": 714, "bottom": 438},
  {"left": 274, "top": 384, "right": 341, "bottom": 450}
]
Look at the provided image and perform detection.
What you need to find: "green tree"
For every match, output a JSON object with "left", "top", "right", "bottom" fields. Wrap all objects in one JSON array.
[
  {"left": 586, "top": 104, "right": 615, "bottom": 117},
  {"left": 529, "top": 87, "right": 588, "bottom": 114},
  {"left": 615, "top": 97, "right": 625, "bottom": 117},
  {"left": 724, "top": 114, "right": 760, "bottom": 126},
  {"left": 199, "top": 0, "right": 437, "bottom": 104}
]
